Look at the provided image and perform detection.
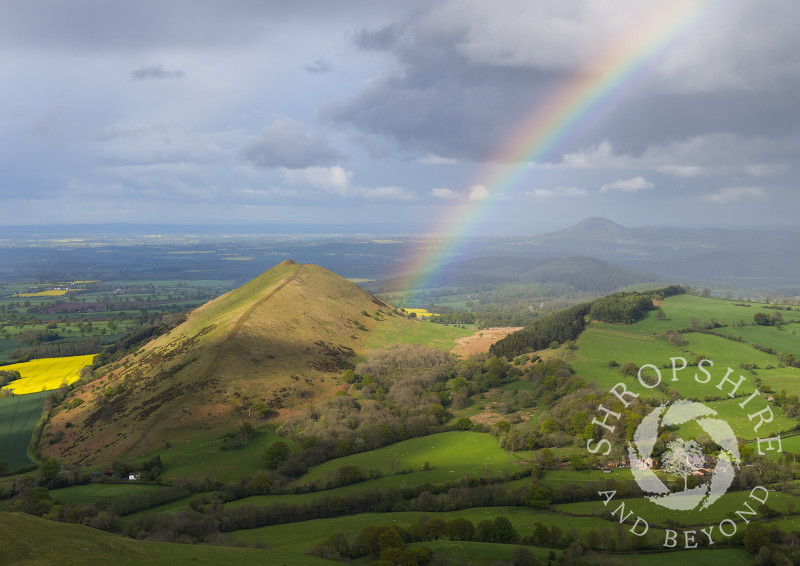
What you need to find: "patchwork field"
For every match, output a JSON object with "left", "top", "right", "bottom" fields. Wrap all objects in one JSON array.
[
  {"left": 1, "top": 354, "right": 96, "bottom": 394},
  {"left": 5, "top": 289, "right": 800, "bottom": 564},
  {"left": 14, "top": 289, "right": 71, "bottom": 297}
]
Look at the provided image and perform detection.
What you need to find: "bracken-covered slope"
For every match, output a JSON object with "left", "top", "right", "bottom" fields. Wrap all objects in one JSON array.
[{"left": 43, "top": 260, "right": 398, "bottom": 466}]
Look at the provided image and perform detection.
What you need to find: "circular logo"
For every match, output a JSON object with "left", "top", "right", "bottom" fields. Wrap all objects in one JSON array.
[{"left": 628, "top": 400, "right": 740, "bottom": 511}]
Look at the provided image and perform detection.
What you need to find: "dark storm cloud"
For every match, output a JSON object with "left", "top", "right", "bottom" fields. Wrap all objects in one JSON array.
[
  {"left": 324, "top": 23, "right": 567, "bottom": 161},
  {"left": 131, "top": 66, "right": 185, "bottom": 80},
  {"left": 242, "top": 118, "right": 341, "bottom": 169},
  {"left": 324, "top": 1, "right": 800, "bottom": 166}
]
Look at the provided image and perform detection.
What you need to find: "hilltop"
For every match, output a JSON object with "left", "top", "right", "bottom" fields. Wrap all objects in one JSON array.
[{"left": 41, "top": 260, "right": 450, "bottom": 467}]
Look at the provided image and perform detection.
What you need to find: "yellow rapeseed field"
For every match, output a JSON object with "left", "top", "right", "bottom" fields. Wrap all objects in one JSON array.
[
  {"left": 404, "top": 308, "right": 438, "bottom": 317},
  {"left": 15, "top": 290, "right": 69, "bottom": 297},
  {"left": 1, "top": 354, "right": 96, "bottom": 395}
]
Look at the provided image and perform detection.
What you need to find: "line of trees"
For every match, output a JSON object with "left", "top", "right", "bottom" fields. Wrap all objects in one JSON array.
[
  {"left": 489, "top": 302, "right": 591, "bottom": 358},
  {"left": 490, "top": 286, "right": 685, "bottom": 358}
]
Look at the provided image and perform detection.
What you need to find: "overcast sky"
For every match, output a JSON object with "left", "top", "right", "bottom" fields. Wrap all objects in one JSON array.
[{"left": 2, "top": 0, "right": 799, "bottom": 233}]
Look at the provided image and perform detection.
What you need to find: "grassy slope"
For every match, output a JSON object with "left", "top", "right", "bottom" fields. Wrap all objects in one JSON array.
[
  {"left": 140, "top": 426, "right": 293, "bottom": 482},
  {"left": 614, "top": 295, "right": 781, "bottom": 333},
  {"left": 297, "top": 431, "right": 527, "bottom": 487},
  {"left": 568, "top": 295, "right": 797, "bottom": 439},
  {"left": 361, "top": 315, "right": 472, "bottom": 354},
  {"left": 49, "top": 483, "right": 164, "bottom": 505},
  {"left": 0, "top": 391, "right": 47, "bottom": 469},
  {"left": 231, "top": 507, "right": 631, "bottom": 549},
  {"left": 556, "top": 490, "right": 800, "bottom": 528},
  {"left": 403, "top": 542, "right": 752, "bottom": 566},
  {"left": 0, "top": 511, "right": 331, "bottom": 566}
]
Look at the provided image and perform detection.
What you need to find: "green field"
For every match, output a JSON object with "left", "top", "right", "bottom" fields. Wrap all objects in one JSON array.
[
  {"left": 587, "top": 548, "right": 755, "bottom": 566},
  {"left": 0, "top": 511, "right": 331, "bottom": 566},
  {"left": 50, "top": 483, "right": 165, "bottom": 506},
  {"left": 143, "top": 427, "right": 294, "bottom": 483},
  {"left": 361, "top": 315, "right": 473, "bottom": 354},
  {"left": 611, "top": 295, "right": 788, "bottom": 335},
  {"left": 231, "top": 507, "right": 633, "bottom": 550},
  {"left": 403, "top": 540, "right": 554, "bottom": 565},
  {"left": 673, "top": 396, "right": 795, "bottom": 440},
  {"left": 715, "top": 322, "right": 800, "bottom": 358},
  {"left": 404, "top": 542, "right": 752, "bottom": 566},
  {"left": 567, "top": 295, "right": 797, "bottom": 441},
  {"left": 556, "top": 489, "right": 800, "bottom": 528},
  {"left": 297, "top": 431, "right": 529, "bottom": 488},
  {"left": 0, "top": 391, "right": 47, "bottom": 470}
]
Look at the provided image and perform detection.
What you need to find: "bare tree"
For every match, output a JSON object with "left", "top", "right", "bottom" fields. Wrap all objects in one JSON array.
[{"left": 662, "top": 438, "right": 704, "bottom": 491}]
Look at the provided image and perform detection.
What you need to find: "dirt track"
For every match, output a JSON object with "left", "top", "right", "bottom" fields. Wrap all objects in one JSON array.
[{"left": 451, "top": 327, "right": 523, "bottom": 357}]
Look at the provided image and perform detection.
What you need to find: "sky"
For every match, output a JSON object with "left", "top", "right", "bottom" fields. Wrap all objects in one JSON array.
[{"left": 2, "top": 0, "right": 800, "bottom": 234}]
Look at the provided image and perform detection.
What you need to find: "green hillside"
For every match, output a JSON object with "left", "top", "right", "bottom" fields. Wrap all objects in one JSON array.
[
  {"left": 0, "top": 391, "right": 47, "bottom": 471},
  {"left": 39, "top": 261, "right": 469, "bottom": 468},
  {"left": 0, "top": 511, "right": 331, "bottom": 566}
]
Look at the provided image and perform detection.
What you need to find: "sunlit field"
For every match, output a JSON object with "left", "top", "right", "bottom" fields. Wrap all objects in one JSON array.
[{"left": 1, "top": 354, "right": 96, "bottom": 394}]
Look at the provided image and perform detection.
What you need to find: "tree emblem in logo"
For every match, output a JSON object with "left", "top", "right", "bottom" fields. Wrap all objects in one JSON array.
[{"left": 628, "top": 400, "right": 740, "bottom": 511}]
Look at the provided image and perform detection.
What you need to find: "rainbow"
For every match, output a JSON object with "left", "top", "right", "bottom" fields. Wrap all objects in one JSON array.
[{"left": 398, "top": 0, "right": 721, "bottom": 290}]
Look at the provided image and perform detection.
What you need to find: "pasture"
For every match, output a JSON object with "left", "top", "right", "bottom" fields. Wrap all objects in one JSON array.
[
  {"left": 141, "top": 426, "right": 295, "bottom": 483},
  {"left": 715, "top": 322, "right": 800, "bottom": 358},
  {"left": 231, "top": 506, "right": 633, "bottom": 550},
  {"left": 407, "top": 542, "right": 752, "bottom": 566},
  {"left": 361, "top": 314, "right": 472, "bottom": 354},
  {"left": 614, "top": 295, "right": 780, "bottom": 335},
  {"left": 555, "top": 489, "right": 800, "bottom": 528},
  {"left": 0, "top": 391, "right": 48, "bottom": 470},
  {"left": 1, "top": 354, "right": 96, "bottom": 394},
  {"left": 0, "top": 511, "right": 330, "bottom": 566},
  {"left": 674, "top": 396, "right": 795, "bottom": 440},
  {"left": 50, "top": 483, "right": 165, "bottom": 506},
  {"left": 297, "top": 431, "right": 528, "bottom": 488}
]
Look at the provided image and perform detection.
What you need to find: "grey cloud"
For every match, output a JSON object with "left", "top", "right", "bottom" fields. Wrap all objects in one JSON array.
[
  {"left": 305, "top": 59, "right": 331, "bottom": 74},
  {"left": 243, "top": 118, "right": 341, "bottom": 169},
  {"left": 131, "top": 66, "right": 185, "bottom": 80},
  {"left": 325, "top": 1, "right": 800, "bottom": 164},
  {"left": 352, "top": 23, "right": 403, "bottom": 51},
  {"left": 0, "top": 1, "right": 420, "bottom": 52},
  {"left": 325, "top": 20, "right": 568, "bottom": 161}
]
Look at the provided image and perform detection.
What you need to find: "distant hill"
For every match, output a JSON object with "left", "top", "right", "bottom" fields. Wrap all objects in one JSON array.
[
  {"left": 41, "top": 260, "right": 417, "bottom": 466},
  {"left": 522, "top": 217, "right": 800, "bottom": 293},
  {"left": 548, "top": 216, "right": 628, "bottom": 240},
  {"left": 374, "top": 255, "right": 662, "bottom": 295}
]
